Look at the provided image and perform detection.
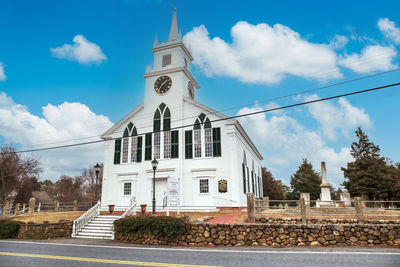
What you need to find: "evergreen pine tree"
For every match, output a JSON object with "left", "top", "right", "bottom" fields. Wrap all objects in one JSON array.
[
  {"left": 287, "top": 159, "right": 322, "bottom": 200},
  {"left": 341, "top": 127, "right": 399, "bottom": 200},
  {"left": 262, "top": 167, "right": 285, "bottom": 200}
]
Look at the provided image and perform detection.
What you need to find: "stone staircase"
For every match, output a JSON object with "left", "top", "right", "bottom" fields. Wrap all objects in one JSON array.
[{"left": 73, "top": 215, "right": 120, "bottom": 240}]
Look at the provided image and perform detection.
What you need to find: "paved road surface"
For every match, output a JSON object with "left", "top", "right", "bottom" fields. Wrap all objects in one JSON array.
[{"left": 0, "top": 239, "right": 399, "bottom": 266}]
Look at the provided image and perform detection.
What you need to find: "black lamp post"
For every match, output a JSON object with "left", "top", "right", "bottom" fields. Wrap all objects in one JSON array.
[
  {"left": 94, "top": 163, "right": 101, "bottom": 204},
  {"left": 151, "top": 159, "right": 158, "bottom": 214}
]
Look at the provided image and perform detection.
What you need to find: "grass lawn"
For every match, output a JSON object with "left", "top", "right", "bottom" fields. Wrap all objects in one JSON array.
[{"left": 12, "top": 211, "right": 85, "bottom": 224}]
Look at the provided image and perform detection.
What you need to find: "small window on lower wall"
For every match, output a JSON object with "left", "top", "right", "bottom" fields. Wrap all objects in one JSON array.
[
  {"left": 199, "top": 179, "right": 209, "bottom": 194},
  {"left": 124, "top": 182, "right": 132, "bottom": 196}
]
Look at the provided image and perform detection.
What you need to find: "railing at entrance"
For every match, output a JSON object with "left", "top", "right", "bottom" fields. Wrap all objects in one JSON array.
[
  {"left": 121, "top": 196, "right": 137, "bottom": 218},
  {"left": 72, "top": 201, "right": 100, "bottom": 237}
]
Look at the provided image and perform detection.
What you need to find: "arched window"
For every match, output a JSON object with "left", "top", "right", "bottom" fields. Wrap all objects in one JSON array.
[
  {"left": 150, "top": 104, "right": 177, "bottom": 160},
  {"left": 114, "top": 122, "right": 142, "bottom": 164},
  {"left": 185, "top": 113, "right": 221, "bottom": 159},
  {"left": 252, "top": 160, "right": 256, "bottom": 195},
  {"left": 242, "top": 151, "right": 247, "bottom": 193}
]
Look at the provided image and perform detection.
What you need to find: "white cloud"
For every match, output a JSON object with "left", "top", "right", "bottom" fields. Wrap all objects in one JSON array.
[
  {"left": 237, "top": 96, "right": 371, "bottom": 187},
  {"left": 50, "top": 35, "right": 107, "bottom": 65},
  {"left": 378, "top": 18, "right": 400, "bottom": 44},
  {"left": 0, "top": 92, "right": 113, "bottom": 180},
  {"left": 0, "top": 62, "right": 6, "bottom": 81},
  {"left": 338, "top": 45, "right": 397, "bottom": 73},
  {"left": 184, "top": 22, "right": 341, "bottom": 84},
  {"left": 304, "top": 95, "right": 372, "bottom": 140},
  {"left": 329, "top": 34, "right": 349, "bottom": 50}
]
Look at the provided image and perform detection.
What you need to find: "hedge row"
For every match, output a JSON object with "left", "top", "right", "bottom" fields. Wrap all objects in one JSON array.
[
  {"left": 114, "top": 216, "right": 190, "bottom": 240},
  {"left": 0, "top": 219, "right": 20, "bottom": 239}
]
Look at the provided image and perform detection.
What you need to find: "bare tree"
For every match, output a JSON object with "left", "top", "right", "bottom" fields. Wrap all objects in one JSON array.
[
  {"left": 79, "top": 164, "right": 103, "bottom": 200},
  {"left": 0, "top": 145, "right": 41, "bottom": 209}
]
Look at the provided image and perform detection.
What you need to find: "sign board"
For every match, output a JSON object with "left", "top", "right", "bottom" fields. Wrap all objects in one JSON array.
[
  {"left": 166, "top": 176, "right": 180, "bottom": 216},
  {"left": 218, "top": 179, "right": 227, "bottom": 193}
]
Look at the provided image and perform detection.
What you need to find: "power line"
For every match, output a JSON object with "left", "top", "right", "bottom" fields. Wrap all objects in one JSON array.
[
  {"left": 5, "top": 67, "right": 400, "bottom": 150},
  {"left": 4, "top": 81, "right": 399, "bottom": 155}
]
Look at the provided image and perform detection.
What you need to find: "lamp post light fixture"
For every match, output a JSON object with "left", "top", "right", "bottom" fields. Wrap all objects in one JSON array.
[
  {"left": 94, "top": 163, "right": 101, "bottom": 204},
  {"left": 151, "top": 159, "right": 158, "bottom": 214}
]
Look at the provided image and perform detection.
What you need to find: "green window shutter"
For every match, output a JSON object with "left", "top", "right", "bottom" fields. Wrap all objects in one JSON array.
[
  {"left": 171, "top": 130, "right": 179, "bottom": 158},
  {"left": 113, "top": 139, "right": 121, "bottom": 164},
  {"left": 145, "top": 133, "right": 152, "bottom": 161},
  {"left": 136, "top": 136, "right": 143, "bottom": 163},
  {"left": 212, "top": 127, "right": 221, "bottom": 157},
  {"left": 185, "top": 130, "right": 193, "bottom": 159},
  {"left": 251, "top": 171, "right": 255, "bottom": 193},
  {"left": 246, "top": 167, "right": 250, "bottom": 193},
  {"left": 242, "top": 163, "right": 246, "bottom": 193}
]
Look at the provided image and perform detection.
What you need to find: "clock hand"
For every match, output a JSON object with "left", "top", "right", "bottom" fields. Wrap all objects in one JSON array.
[{"left": 160, "top": 80, "right": 168, "bottom": 89}]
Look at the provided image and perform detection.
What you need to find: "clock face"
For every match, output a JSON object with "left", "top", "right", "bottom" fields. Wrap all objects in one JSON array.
[
  {"left": 154, "top": 75, "right": 172, "bottom": 94},
  {"left": 188, "top": 81, "right": 195, "bottom": 99}
]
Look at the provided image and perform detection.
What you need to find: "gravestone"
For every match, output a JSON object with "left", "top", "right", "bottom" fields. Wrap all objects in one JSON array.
[{"left": 340, "top": 192, "right": 352, "bottom": 207}]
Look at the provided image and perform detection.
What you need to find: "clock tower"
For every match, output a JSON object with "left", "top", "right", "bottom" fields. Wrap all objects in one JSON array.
[{"left": 143, "top": 8, "right": 199, "bottom": 116}]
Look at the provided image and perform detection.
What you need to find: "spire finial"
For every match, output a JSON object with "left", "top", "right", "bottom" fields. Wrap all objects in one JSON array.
[
  {"left": 153, "top": 34, "right": 158, "bottom": 48},
  {"left": 168, "top": 7, "right": 179, "bottom": 41}
]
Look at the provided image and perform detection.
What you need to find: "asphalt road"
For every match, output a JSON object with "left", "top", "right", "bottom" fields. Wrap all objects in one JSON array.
[{"left": 0, "top": 239, "right": 399, "bottom": 267}]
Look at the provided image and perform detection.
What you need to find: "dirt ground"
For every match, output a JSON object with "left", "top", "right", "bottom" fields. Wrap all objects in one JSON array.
[
  {"left": 9, "top": 210, "right": 239, "bottom": 224},
  {"left": 12, "top": 211, "right": 85, "bottom": 224},
  {"left": 152, "top": 210, "right": 239, "bottom": 220}
]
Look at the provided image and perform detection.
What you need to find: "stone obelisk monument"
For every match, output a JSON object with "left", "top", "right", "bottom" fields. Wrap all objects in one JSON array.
[{"left": 320, "top": 162, "right": 332, "bottom": 206}]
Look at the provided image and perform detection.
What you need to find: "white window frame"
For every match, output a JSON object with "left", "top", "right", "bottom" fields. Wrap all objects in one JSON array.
[
  {"left": 199, "top": 178, "right": 209, "bottom": 194},
  {"left": 130, "top": 136, "right": 138, "bottom": 163},
  {"left": 121, "top": 137, "right": 129, "bottom": 163},
  {"left": 194, "top": 129, "right": 202, "bottom": 158},
  {"left": 164, "top": 130, "right": 171, "bottom": 158},
  {"left": 153, "top": 132, "right": 161, "bottom": 159},
  {"left": 123, "top": 182, "right": 132, "bottom": 196},
  {"left": 204, "top": 128, "right": 213, "bottom": 157}
]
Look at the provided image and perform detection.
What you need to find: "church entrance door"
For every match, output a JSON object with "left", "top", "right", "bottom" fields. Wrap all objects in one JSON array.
[{"left": 151, "top": 178, "right": 167, "bottom": 210}]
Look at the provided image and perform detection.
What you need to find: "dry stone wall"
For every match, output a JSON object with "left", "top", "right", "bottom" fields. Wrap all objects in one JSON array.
[
  {"left": 17, "top": 222, "right": 73, "bottom": 239},
  {"left": 115, "top": 222, "right": 400, "bottom": 247}
]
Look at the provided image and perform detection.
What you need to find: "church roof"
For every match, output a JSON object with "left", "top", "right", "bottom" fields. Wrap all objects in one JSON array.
[{"left": 101, "top": 103, "right": 144, "bottom": 139}]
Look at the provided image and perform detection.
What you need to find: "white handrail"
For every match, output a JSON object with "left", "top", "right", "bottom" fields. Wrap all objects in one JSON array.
[
  {"left": 72, "top": 201, "right": 100, "bottom": 237},
  {"left": 120, "top": 196, "right": 137, "bottom": 219}
]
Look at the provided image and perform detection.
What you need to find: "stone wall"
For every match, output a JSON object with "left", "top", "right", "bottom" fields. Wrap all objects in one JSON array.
[
  {"left": 256, "top": 217, "right": 400, "bottom": 225},
  {"left": 17, "top": 222, "right": 73, "bottom": 239},
  {"left": 115, "top": 222, "right": 400, "bottom": 247}
]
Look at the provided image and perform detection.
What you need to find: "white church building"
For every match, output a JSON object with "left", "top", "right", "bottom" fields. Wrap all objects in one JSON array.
[{"left": 100, "top": 9, "right": 263, "bottom": 212}]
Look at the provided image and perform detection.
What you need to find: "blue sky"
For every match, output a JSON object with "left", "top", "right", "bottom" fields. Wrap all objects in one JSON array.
[{"left": 0, "top": 0, "right": 399, "bottom": 187}]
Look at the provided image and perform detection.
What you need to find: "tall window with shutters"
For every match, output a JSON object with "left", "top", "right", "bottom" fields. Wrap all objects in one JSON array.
[
  {"left": 190, "top": 113, "right": 221, "bottom": 159},
  {"left": 115, "top": 122, "right": 139, "bottom": 164},
  {"left": 242, "top": 151, "right": 247, "bottom": 193}
]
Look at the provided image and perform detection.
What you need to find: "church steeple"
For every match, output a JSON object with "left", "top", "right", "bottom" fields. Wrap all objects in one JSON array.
[{"left": 168, "top": 8, "right": 180, "bottom": 41}]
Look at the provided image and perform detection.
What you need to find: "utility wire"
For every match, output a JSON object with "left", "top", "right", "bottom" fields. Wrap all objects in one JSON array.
[
  {"left": 5, "top": 67, "right": 400, "bottom": 150},
  {"left": 4, "top": 81, "right": 399, "bottom": 155}
]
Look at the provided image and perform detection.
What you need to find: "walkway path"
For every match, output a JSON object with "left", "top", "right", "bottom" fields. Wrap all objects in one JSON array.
[{"left": 207, "top": 210, "right": 246, "bottom": 224}]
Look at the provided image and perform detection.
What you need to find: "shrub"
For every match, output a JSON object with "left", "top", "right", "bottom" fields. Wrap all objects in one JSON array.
[
  {"left": 114, "top": 216, "right": 190, "bottom": 240},
  {"left": 0, "top": 219, "right": 21, "bottom": 239}
]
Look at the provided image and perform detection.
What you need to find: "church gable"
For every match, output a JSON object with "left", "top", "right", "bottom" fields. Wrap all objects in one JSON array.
[{"left": 101, "top": 103, "right": 144, "bottom": 139}]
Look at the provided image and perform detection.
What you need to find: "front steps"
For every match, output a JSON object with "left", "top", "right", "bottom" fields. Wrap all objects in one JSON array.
[{"left": 73, "top": 215, "right": 120, "bottom": 240}]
